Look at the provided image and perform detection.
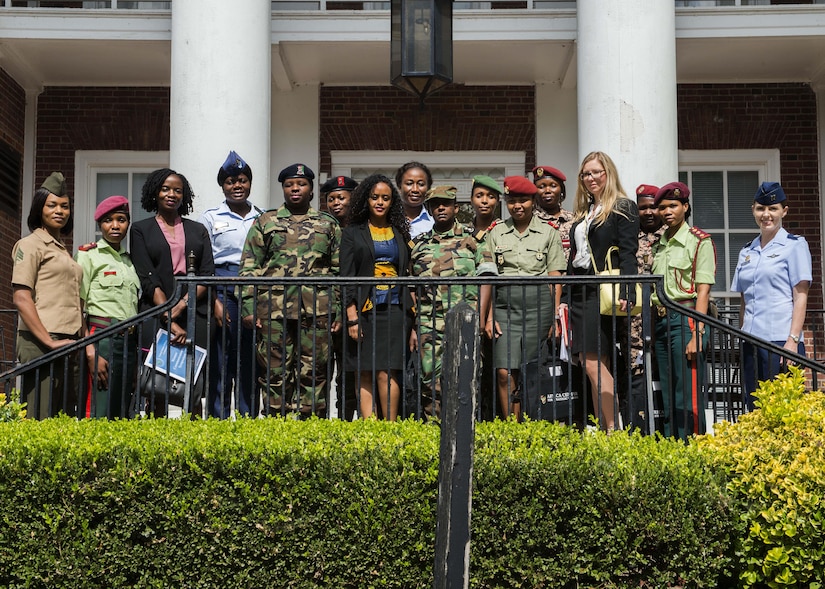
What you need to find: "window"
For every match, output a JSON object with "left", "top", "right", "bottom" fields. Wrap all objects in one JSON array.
[
  {"left": 678, "top": 149, "right": 780, "bottom": 301},
  {"left": 74, "top": 151, "right": 169, "bottom": 249}
]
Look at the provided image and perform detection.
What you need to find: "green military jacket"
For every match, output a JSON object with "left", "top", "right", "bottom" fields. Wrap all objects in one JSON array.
[{"left": 240, "top": 206, "right": 341, "bottom": 322}]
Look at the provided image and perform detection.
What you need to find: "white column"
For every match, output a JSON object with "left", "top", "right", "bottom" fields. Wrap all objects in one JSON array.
[
  {"left": 535, "top": 82, "right": 579, "bottom": 190},
  {"left": 170, "top": 0, "right": 272, "bottom": 218},
  {"left": 576, "top": 0, "right": 678, "bottom": 190}
]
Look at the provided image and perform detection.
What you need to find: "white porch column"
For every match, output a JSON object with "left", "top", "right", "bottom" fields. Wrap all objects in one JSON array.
[
  {"left": 576, "top": 0, "right": 678, "bottom": 189},
  {"left": 170, "top": 0, "right": 272, "bottom": 217}
]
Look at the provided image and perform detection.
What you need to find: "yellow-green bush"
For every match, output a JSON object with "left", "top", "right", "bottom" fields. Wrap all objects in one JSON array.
[
  {"left": 0, "top": 417, "right": 736, "bottom": 588},
  {"left": 698, "top": 367, "right": 825, "bottom": 589}
]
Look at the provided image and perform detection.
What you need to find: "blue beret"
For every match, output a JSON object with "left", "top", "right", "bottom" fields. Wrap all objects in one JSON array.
[
  {"left": 278, "top": 163, "right": 315, "bottom": 184},
  {"left": 217, "top": 150, "right": 252, "bottom": 185},
  {"left": 754, "top": 182, "right": 786, "bottom": 205},
  {"left": 320, "top": 175, "right": 358, "bottom": 194}
]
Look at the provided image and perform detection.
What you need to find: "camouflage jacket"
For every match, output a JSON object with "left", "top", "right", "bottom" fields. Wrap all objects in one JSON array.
[
  {"left": 410, "top": 221, "right": 497, "bottom": 324},
  {"left": 240, "top": 206, "right": 341, "bottom": 322}
]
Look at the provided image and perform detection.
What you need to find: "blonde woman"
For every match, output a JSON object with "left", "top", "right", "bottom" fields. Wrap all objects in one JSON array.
[{"left": 562, "top": 152, "right": 639, "bottom": 431}]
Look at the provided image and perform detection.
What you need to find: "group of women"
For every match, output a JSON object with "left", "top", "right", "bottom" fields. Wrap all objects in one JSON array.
[{"left": 11, "top": 154, "right": 811, "bottom": 433}]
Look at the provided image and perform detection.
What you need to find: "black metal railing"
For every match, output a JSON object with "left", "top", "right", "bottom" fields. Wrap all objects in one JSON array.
[{"left": 2, "top": 274, "right": 824, "bottom": 433}]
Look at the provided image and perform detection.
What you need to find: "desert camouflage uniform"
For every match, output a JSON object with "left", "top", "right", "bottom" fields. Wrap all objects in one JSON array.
[
  {"left": 410, "top": 222, "right": 497, "bottom": 416},
  {"left": 240, "top": 206, "right": 341, "bottom": 416},
  {"left": 623, "top": 226, "right": 666, "bottom": 375},
  {"left": 534, "top": 208, "right": 575, "bottom": 262}
]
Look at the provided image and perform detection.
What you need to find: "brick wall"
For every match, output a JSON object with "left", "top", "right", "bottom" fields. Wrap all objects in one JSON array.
[
  {"left": 319, "top": 84, "right": 536, "bottom": 173},
  {"left": 677, "top": 82, "right": 822, "bottom": 316},
  {"left": 35, "top": 86, "right": 171, "bottom": 225},
  {"left": 0, "top": 69, "right": 26, "bottom": 361}
]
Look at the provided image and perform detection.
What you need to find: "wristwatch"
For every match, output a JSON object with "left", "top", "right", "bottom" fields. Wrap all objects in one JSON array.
[{"left": 789, "top": 334, "right": 801, "bottom": 343}]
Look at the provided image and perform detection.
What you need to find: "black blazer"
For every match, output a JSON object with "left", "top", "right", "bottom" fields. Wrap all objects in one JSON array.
[
  {"left": 567, "top": 197, "right": 640, "bottom": 302},
  {"left": 130, "top": 217, "right": 215, "bottom": 316},
  {"left": 340, "top": 221, "right": 413, "bottom": 314}
]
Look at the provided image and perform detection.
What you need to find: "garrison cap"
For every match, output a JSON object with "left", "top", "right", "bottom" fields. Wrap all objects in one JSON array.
[
  {"left": 636, "top": 184, "right": 660, "bottom": 199},
  {"left": 320, "top": 175, "right": 358, "bottom": 194},
  {"left": 753, "top": 182, "right": 787, "bottom": 205},
  {"left": 94, "top": 195, "right": 130, "bottom": 222},
  {"left": 217, "top": 150, "right": 252, "bottom": 185},
  {"left": 503, "top": 176, "right": 537, "bottom": 198},
  {"left": 424, "top": 185, "right": 458, "bottom": 203},
  {"left": 471, "top": 175, "right": 502, "bottom": 196},
  {"left": 278, "top": 163, "right": 315, "bottom": 184},
  {"left": 531, "top": 166, "right": 566, "bottom": 183},
  {"left": 41, "top": 172, "right": 67, "bottom": 197},
  {"left": 654, "top": 181, "right": 690, "bottom": 206}
]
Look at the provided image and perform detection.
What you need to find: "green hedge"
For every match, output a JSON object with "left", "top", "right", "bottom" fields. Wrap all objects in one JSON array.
[
  {"left": 0, "top": 417, "right": 736, "bottom": 588},
  {"left": 698, "top": 367, "right": 825, "bottom": 589}
]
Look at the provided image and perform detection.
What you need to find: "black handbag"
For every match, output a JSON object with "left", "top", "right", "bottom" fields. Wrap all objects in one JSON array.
[
  {"left": 520, "top": 339, "right": 577, "bottom": 423},
  {"left": 138, "top": 365, "right": 185, "bottom": 405}
]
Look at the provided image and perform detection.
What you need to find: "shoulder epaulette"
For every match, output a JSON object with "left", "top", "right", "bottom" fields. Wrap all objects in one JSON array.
[
  {"left": 78, "top": 242, "right": 97, "bottom": 252},
  {"left": 486, "top": 220, "right": 499, "bottom": 231},
  {"left": 787, "top": 233, "right": 800, "bottom": 240},
  {"left": 547, "top": 219, "right": 559, "bottom": 230},
  {"left": 689, "top": 226, "right": 711, "bottom": 240},
  {"left": 408, "top": 239, "right": 416, "bottom": 250},
  {"left": 473, "top": 229, "right": 487, "bottom": 242},
  {"left": 319, "top": 210, "right": 339, "bottom": 224}
]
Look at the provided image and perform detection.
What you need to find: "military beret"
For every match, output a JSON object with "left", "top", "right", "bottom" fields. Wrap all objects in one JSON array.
[
  {"left": 41, "top": 172, "right": 67, "bottom": 197},
  {"left": 531, "top": 166, "right": 566, "bottom": 183},
  {"left": 753, "top": 181, "right": 787, "bottom": 205},
  {"left": 277, "top": 163, "right": 315, "bottom": 184},
  {"left": 94, "top": 195, "right": 130, "bottom": 222},
  {"left": 424, "top": 185, "right": 458, "bottom": 203},
  {"left": 503, "top": 176, "right": 537, "bottom": 198},
  {"left": 636, "top": 184, "right": 660, "bottom": 199},
  {"left": 471, "top": 175, "right": 502, "bottom": 196},
  {"left": 654, "top": 181, "right": 690, "bottom": 206},
  {"left": 217, "top": 150, "right": 252, "bottom": 185},
  {"left": 320, "top": 175, "right": 358, "bottom": 194}
]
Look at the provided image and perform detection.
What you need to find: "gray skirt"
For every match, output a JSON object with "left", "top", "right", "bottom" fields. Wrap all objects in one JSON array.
[{"left": 491, "top": 285, "right": 554, "bottom": 369}]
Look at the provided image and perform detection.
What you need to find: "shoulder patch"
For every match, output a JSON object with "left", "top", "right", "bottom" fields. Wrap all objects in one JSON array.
[
  {"left": 689, "top": 226, "right": 711, "bottom": 240},
  {"left": 319, "top": 210, "right": 339, "bottom": 225},
  {"left": 78, "top": 242, "right": 98, "bottom": 251}
]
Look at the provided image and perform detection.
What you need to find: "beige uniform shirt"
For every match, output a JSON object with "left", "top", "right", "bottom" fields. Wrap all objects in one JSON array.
[{"left": 12, "top": 228, "right": 83, "bottom": 335}]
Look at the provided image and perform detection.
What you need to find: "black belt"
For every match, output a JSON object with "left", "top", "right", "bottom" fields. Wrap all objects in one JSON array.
[{"left": 654, "top": 300, "right": 696, "bottom": 318}]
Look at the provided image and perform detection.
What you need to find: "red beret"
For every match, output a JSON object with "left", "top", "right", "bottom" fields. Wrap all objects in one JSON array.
[
  {"left": 531, "top": 166, "right": 566, "bottom": 183},
  {"left": 636, "top": 184, "right": 660, "bottom": 199},
  {"left": 504, "top": 176, "right": 537, "bottom": 197},
  {"left": 654, "top": 182, "right": 690, "bottom": 206},
  {"left": 94, "top": 195, "right": 130, "bottom": 222}
]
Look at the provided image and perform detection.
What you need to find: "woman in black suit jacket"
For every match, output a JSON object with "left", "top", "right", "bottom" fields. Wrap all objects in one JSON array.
[
  {"left": 130, "top": 169, "right": 215, "bottom": 412},
  {"left": 564, "top": 152, "right": 639, "bottom": 431},
  {"left": 340, "top": 174, "right": 412, "bottom": 421}
]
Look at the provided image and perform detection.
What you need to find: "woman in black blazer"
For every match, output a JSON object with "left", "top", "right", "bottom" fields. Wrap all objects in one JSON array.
[
  {"left": 130, "top": 168, "right": 215, "bottom": 412},
  {"left": 564, "top": 152, "right": 639, "bottom": 431},
  {"left": 340, "top": 174, "right": 412, "bottom": 421}
]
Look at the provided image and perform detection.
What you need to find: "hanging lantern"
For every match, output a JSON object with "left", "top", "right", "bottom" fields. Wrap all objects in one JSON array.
[{"left": 390, "top": 0, "right": 453, "bottom": 102}]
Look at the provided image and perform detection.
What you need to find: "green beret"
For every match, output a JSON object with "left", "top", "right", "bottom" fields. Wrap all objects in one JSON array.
[
  {"left": 471, "top": 175, "right": 502, "bottom": 196},
  {"left": 41, "top": 172, "right": 67, "bottom": 197},
  {"left": 424, "top": 185, "right": 458, "bottom": 202}
]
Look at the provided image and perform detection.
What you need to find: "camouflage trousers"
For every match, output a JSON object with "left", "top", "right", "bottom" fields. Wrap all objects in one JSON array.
[
  {"left": 417, "top": 323, "right": 444, "bottom": 419},
  {"left": 256, "top": 316, "right": 330, "bottom": 417}
]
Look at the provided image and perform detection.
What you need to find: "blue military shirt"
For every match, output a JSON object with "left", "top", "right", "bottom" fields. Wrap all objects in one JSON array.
[
  {"left": 199, "top": 201, "right": 263, "bottom": 267},
  {"left": 731, "top": 227, "right": 812, "bottom": 340}
]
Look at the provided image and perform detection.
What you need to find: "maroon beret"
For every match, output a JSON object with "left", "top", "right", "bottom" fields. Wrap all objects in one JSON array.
[
  {"left": 531, "top": 166, "right": 566, "bottom": 183},
  {"left": 636, "top": 184, "right": 660, "bottom": 199},
  {"left": 94, "top": 195, "right": 130, "bottom": 222},
  {"left": 504, "top": 176, "right": 537, "bottom": 198},
  {"left": 654, "top": 182, "right": 690, "bottom": 206}
]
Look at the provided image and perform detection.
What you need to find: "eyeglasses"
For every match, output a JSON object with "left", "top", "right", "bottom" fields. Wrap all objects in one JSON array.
[{"left": 580, "top": 170, "right": 605, "bottom": 181}]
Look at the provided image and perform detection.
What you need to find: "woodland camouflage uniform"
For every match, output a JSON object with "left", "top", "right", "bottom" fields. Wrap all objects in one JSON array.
[{"left": 240, "top": 206, "right": 341, "bottom": 416}]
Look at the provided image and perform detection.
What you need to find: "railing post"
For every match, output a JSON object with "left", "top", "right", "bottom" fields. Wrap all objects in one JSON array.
[
  {"left": 183, "top": 251, "right": 197, "bottom": 414},
  {"left": 433, "top": 301, "right": 478, "bottom": 589}
]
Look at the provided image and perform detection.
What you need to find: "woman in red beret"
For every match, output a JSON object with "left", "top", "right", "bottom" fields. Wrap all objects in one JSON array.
[
  {"left": 485, "top": 175, "right": 566, "bottom": 419},
  {"left": 563, "top": 152, "right": 639, "bottom": 432},
  {"left": 532, "top": 165, "right": 574, "bottom": 261}
]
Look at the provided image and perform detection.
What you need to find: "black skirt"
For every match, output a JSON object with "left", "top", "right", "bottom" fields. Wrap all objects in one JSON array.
[{"left": 345, "top": 303, "right": 409, "bottom": 373}]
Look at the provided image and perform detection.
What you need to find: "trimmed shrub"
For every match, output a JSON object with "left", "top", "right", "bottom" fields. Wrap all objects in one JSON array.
[
  {"left": 698, "top": 367, "right": 825, "bottom": 589},
  {"left": 0, "top": 417, "right": 735, "bottom": 588}
]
